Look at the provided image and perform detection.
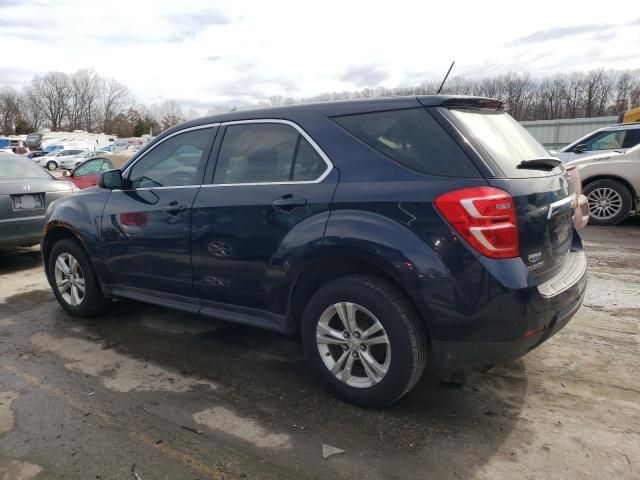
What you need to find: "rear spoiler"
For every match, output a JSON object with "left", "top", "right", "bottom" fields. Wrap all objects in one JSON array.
[{"left": 417, "top": 95, "right": 504, "bottom": 110}]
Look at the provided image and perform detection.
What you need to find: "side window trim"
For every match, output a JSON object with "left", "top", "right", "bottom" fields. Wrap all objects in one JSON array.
[
  {"left": 204, "top": 119, "right": 333, "bottom": 187},
  {"left": 120, "top": 123, "right": 220, "bottom": 190}
]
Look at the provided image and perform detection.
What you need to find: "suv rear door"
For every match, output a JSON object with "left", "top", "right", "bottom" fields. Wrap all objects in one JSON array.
[
  {"left": 437, "top": 102, "right": 576, "bottom": 282},
  {"left": 191, "top": 120, "right": 337, "bottom": 327}
]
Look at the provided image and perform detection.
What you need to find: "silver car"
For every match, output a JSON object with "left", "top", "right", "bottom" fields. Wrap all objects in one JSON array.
[
  {"left": 0, "top": 154, "right": 75, "bottom": 247},
  {"left": 565, "top": 143, "right": 640, "bottom": 225}
]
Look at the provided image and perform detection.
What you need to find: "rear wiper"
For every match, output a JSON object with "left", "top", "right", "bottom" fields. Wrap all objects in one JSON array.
[{"left": 516, "top": 157, "right": 561, "bottom": 170}]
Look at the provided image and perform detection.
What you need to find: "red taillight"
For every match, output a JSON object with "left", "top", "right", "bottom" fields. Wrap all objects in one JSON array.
[{"left": 434, "top": 187, "right": 519, "bottom": 259}]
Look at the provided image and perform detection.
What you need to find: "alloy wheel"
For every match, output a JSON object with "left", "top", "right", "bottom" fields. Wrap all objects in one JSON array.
[
  {"left": 54, "top": 252, "right": 85, "bottom": 306},
  {"left": 316, "top": 302, "right": 391, "bottom": 388},
  {"left": 587, "top": 187, "right": 623, "bottom": 220}
]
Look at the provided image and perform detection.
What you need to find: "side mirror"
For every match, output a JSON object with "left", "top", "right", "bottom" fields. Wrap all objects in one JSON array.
[
  {"left": 573, "top": 144, "right": 589, "bottom": 153},
  {"left": 99, "top": 169, "right": 125, "bottom": 189},
  {"left": 62, "top": 170, "right": 71, "bottom": 177}
]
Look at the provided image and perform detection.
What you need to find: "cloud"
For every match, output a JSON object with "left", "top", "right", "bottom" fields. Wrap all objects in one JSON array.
[
  {"left": 171, "top": 10, "right": 229, "bottom": 30},
  {"left": 340, "top": 64, "right": 389, "bottom": 87},
  {"left": 509, "top": 17, "right": 639, "bottom": 46},
  {"left": 0, "top": 67, "right": 36, "bottom": 87},
  {"left": 509, "top": 23, "right": 614, "bottom": 45},
  {"left": 0, "top": 0, "right": 638, "bottom": 108}
]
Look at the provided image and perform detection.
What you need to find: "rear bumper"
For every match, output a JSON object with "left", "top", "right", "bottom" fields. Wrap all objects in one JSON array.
[
  {"left": 0, "top": 215, "right": 45, "bottom": 247},
  {"left": 421, "top": 249, "right": 587, "bottom": 369}
]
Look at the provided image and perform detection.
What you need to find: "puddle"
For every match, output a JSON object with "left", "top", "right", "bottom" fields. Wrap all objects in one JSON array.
[
  {"left": 0, "top": 391, "right": 19, "bottom": 433},
  {"left": 193, "top": 407, "right": 291, "bottom": 449},
  {"left": 30, "top": 333, "right": 217, "bottom": 393},
  {"left": 142, "top": 314, "right": 223, "bottom": 335}
]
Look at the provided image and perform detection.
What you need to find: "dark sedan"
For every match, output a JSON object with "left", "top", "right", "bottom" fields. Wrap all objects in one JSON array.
[{"left": 0, "top": 153, "right": 75, "bottom": 248}]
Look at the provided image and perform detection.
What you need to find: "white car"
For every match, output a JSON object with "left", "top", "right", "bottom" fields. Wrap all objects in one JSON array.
[
  {"left": 564, "top": 142, "right": 640, "bottom": 225},
  {"left": 554, "top": 123, "right": 640, "bottom": 163},
  {"left": 58, "top": 150, "right": 110, "bottom": 170},
  {"left": 36, "top": 149, "right": 88, "bottom": 171}
]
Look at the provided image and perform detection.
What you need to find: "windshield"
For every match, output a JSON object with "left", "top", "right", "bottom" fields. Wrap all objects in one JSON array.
[
  {"left": 448, "top": 108, "right": 552, "bottom": 177},
  {"left": 0, "top": 156, "right": 51, "bottom": 178}
]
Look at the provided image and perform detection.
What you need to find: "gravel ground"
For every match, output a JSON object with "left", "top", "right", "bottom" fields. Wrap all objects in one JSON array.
[{"left": 0, "top": 220, "right": 638, "bottom": 479}]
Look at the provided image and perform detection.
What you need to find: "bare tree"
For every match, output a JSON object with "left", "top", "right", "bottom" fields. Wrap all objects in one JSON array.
[
  {"left": 67, "top": 69, "right": 101, "bottom": 131},
  {"left": 158, "top": 100, "right": 184, "bottom": 130},
  {"left": 21, "top": 86, "right": 46, "bottom": 131},
  {"left": 0, "top": 87, "right": 21, "bottom": 134},
  {"left": 101, "top": 77, "right": 130, "bottom": 133},
  {"left": 31, "top": 72, "right": 71, "bottom": 131}
]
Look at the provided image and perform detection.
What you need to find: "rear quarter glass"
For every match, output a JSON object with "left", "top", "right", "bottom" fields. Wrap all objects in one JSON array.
[
  {"left": 332, "top": 108, "right": 480, "bottom": 178},
  {"left": 444, "top": 107, "right": 556, "bottom": 179}
]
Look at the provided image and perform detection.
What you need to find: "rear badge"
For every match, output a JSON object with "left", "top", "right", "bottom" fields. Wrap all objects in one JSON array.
[
  {"left": 528, "top": 252, "right": 542, "bottom": 263},
  {"left": 527, "top": 251, "right": 544, "bottom": 271}
]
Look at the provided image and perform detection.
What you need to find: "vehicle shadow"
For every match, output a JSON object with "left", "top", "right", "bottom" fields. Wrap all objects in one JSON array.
[
  {"left": 61, "top": 301, "right": 527, "bottom": 479},
  {"left": 0, "top": 247, "right": 42, "bottom": 275}
]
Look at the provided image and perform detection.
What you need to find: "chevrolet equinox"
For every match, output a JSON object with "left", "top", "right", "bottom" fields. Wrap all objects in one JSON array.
[{"left": 42, "top": 96, "right": 587, "bottom": 407}]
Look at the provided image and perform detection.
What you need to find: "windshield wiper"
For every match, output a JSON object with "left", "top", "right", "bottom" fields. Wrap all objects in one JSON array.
[{"left": 516, "top": 157, "right": 561, "bottom": 170}]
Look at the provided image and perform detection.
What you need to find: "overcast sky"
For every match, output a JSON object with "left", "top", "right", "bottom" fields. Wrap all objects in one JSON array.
[{"left": 1, "top": 0, "right": 639, "bottom": 109}]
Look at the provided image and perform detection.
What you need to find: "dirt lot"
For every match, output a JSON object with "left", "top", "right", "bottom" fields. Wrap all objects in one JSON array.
[{"left": 1, "top": 221, "right": 639, "bottom": 480}]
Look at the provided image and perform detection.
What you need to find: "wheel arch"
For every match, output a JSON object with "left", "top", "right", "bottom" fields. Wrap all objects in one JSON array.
[
  {"left": 42, "top": 225, "right": 88, "bottom": 278},
  {"left": 287, "top": 253, "right": 432, "bottom": 341}
]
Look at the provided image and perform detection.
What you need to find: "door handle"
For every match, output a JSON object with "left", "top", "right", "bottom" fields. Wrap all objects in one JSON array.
[
  {"left": 162, "top": 201, "right": 188, "bottom": 215},
  {"left": 272, "top": 196, "right": 307, "bottom": 211}
]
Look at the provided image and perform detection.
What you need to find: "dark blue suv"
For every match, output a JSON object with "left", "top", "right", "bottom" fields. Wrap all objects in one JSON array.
[{"left": 42, "top": 96, "right": 587, "bottom": 407}]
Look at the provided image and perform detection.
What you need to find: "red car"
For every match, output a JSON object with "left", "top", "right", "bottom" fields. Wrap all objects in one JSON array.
[{"left": 63, "top": 154, "right": 130, "bottom": 189}]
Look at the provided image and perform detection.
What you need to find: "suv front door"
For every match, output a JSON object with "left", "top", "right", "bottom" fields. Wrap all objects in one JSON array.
[
  {"left": 191, "top": 120, "right": 337, "bottom": 327},
  {"left": 100, "top": 126, "right": 217, "bottom": 303}
]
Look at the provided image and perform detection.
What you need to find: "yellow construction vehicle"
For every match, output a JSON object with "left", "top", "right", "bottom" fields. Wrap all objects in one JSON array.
[{"left": 618, "top": 106, "right": 640, "bottom": 123}]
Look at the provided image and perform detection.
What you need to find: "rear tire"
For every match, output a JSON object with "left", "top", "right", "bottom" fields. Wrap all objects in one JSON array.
[
  {"left": 584, "top": 179, "right": 632, "bottom": 226},
  {"left": 301, "top": 275, "right": 427, "bottom": 407},
  {"left": 46, "top": 160, "right": 58, "bottom": 171},
  {"left": 48, "top": 238, "right": 109, "bottom": 317}
]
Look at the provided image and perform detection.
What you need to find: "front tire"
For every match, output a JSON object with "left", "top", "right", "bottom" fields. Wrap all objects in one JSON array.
[
  {"left": 46, "top": 160, "right": 58, "bottom": 171},
  {"left": 584, "top": 179, "right": 632, "bottom": 226},
  {"left": 48, "top": 238, "right": 109, "bottom": 317},
  {"left": 301, "top": 275, "right": 427, "bottom": 407}
]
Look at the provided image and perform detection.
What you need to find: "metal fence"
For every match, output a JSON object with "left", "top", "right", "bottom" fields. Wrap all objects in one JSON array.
[{"left": 520, "top": 116, "right": 618, "bottom": 150}]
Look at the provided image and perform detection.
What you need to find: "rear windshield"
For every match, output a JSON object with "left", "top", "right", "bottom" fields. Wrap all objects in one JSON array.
[
  {"left": 447, "top": 108, "right": 551, "bottom": 177},
  {"left": 333, "top": 108, "right": 479, "bottom": 177},
  {"left": 0, "top": 156, "right": 51, "bottom": 178}
]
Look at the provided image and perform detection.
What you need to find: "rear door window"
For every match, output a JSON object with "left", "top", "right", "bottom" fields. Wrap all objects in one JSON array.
[
  {"left": 213, "top": 123, "right": 329, "bottom": 184},
  {"left": 622, "top": 129, "right": 640, "bottom": 149},
  {"left": 333, "top": 108, "right": 478, "bottom": 177}
]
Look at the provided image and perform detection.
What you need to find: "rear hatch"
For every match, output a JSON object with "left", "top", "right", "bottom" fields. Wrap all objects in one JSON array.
[{"left": 439, "top": 101, "right": 575, "bottom": 283}]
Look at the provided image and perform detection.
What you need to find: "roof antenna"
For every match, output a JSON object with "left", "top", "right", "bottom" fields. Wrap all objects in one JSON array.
[{"left": 436, "top": 61, "right": 455, "bottom": 94}]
